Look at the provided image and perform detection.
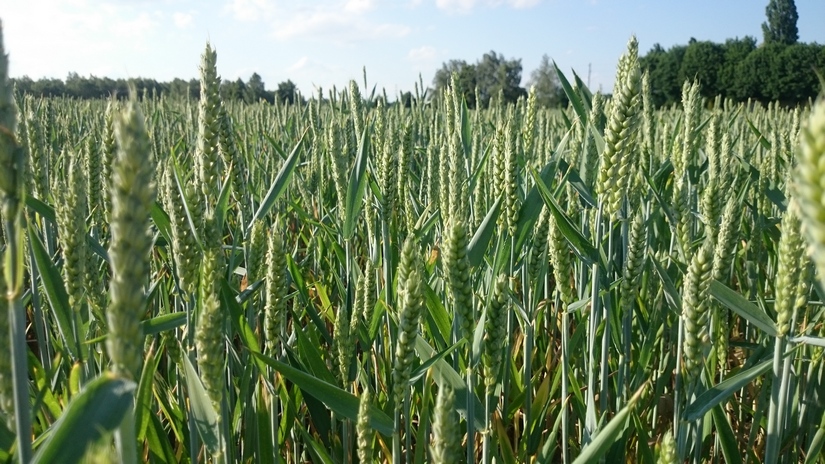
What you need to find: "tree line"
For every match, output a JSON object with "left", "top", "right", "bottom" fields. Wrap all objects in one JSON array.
[
  {"left": 12, "top": 72, "right": 302, "bottom": 105},
  {"left": 640, "top": 38, "right": 825, "bottom": 107},
  {"left": 13, "top": 40, "right": 823, "bottom": 109}
]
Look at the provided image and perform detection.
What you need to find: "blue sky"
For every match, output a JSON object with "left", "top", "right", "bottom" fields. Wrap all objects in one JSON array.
[{"left": 4, "top": 0, "right": 825, "bottom": 97}]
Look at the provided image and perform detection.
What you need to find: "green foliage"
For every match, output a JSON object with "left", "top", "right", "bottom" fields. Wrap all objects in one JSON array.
[
  {"left": 762, "top": 0, "right": 799, "bottom": 45},
  {"left": 433, "top": 59, "right": 477, "bottom": 108},
  {"left": 528, "top": 54, "right": 567, "bottom": 108},
  {"left": 639, "top": 43, "right": 686, "bottom": 107},
  {"left": 14, "top": 72, "right": 278, "bottom": 103},
  {"left": 679, "top": 39, "right": 725, "bottom": 98},
  {"left": 719, "top": 37, "right": 758, "bottom": 100},
  {"left": 640, "top": 39, "right": 825, "bottom": 106},
  {"left": 244, "top": 72, "right": 268, "bottom": 103},
  {"left": 31, "top": 374, "right": 136, "bottom": 464},
  {"left": 220, "top": 78, "right": 246, "bottom": 101},
  {"left": 433, "top": 51, "right": 526, "bottom": 108},
  {"left": 276, "top": 79, "right": 299, "bottom": 105}
]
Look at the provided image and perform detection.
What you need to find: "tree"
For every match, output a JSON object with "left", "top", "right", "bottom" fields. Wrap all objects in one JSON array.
[
  {"left": 733, "top": 43, "right": 784, "bottom": 102},
  {"left": 639, "top": 43, "right": 686, "bottom": 107},
  {"left": 431, "top": 52, "right": 525, "bottom": 108},
  {"left": 29, "top": 78, "right": 65, "bottom": 97},
  {"left": 398, "top": 91, "right": 415, "bottom": 108},
  {"left": 762, "top": 0, "right": 798, "bottom": 45},
  {"left": 244, "top": 72, "right": 266, "bottom": 103},
  {"left": 719, "top": 37, "right": 758, "bottom": 100},
  {"left": 276, "top": 80, "right": 298, "bottom": 104},
  {"left": 474, "top": 51, "right": 525, "bottom": 107},
  {"left": 679, "top": 40, "right": 725, "bottom": 98},
  {"left": 66, "top": 72, "right": 99, "bottom": 99},
  {"left": 221, "top": 78, "right": 246, "bottom": 101},
  {"left": 168, "top": 78, "right": 193, "bottom": 100},
  {"left": 775, "top": 44, "right": 825, "bottom": 104},
  {"left": 432, "top": 59, "right": 477, "bottom": 107},
  {"left": 527, "top": 54, "right": 564, "bottom": 108},
  {"left": 12, "top": 76, "right": 33, "bottom": 95}
]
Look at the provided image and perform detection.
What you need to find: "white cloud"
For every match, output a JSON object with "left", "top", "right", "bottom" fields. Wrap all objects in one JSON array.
[
  {"left": 225, "top": 0, "right": 275, "bottom": 22},
  {"left": 344, "top": 0, "right": 375, "bottom": 13},
  {"left": 509, "top": 0, "right": 540, "bottom": 8},
  {"left": 436, "top": 0, "right": 480, "bottom": 12},
  {"left": 283, "top": 56, "right": 340, "bottom": 89},
  {"left": 274, "top": 8, "right": 410, "bottom": 43},
  {"left": 10, "top": 7, "right": 113, "bottom": 78},
  {"left": 436, "top": 0, "right": 540, "bottom": 12},
  {"left": 173, "top": 12, "right": 194, "bottom": 29},
  {"left": 114, "top": 12, "right": 158, "bottom": 39},
  {"left": 214, "top": 1, "right": 411, "bottom": 45},
  {"left": 408, "top": 46, "right": 437, "bottom": 62},
  {"left": 2, "top": 0, "right": 166, "bottom": 78},
  {"left": 288, "top": 56, "right": 311, "bottom": 72},
  {"left": 286, "top": 56, "right": 339, "bottom": 75}
]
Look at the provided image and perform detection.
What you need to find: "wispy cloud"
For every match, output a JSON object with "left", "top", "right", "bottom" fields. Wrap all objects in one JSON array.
[
  {"left": 173, "top": 12, "right": 194, "bottom": 29},
  {"left": 407, "top": 46, "right": 437, "bottom": 62},
  {"left": 221, "top": 1, "right": 414, "bottom": 46},
  {"left": 288, "top": 56, "right": 311, "bottom": 72},
  {"left": 225, "top": 0, "right": 275, "bottom": 22},
  {"left": 287, "top": 56, "right": 340, "bottom": 75},
  {"left": 4, "top": 1, "right": 137, "bottom": 61},
  {"left": 508, "top": 0, "right": 540, "bottom": 8},
  {"left": 344, "top": 0, "right": 375, "bottom": 13},
  {"left": 273, "top": 5, "right": 411, "bottom": 43},
  {"left": 435, "top": 0, "right": 480, "bottom": 13},
  {"left": 436, "top": 0, "right": 541, "bottom": 12},
  {"left": 114, "top": 12, "right": 159, "bottom": 39},
  {"left": 283, "top": 56, "right": 343, "bottom": 92}
]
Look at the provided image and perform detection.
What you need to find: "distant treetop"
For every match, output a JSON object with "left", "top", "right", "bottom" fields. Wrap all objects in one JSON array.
[{"left": 762, "top": 0, "right": 799, "bottom": 45}]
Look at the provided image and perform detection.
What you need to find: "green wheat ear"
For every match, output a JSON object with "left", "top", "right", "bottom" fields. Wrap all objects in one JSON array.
[
  {"left": 162, "top": 161, "right": 199, "bottom": 296},
  {"left": 102, "top": 99, "right": 118, "bottom": 224},
  {"left": 482, "top": 274, "right": 510, "bottom": 393},
  {"left": 107, "top": 94, "right": 156, "bottom": 380},
  {"left": 196, "top": 275, "right": 225, "bottom": 409},
  {"left": 656, "top": 431, "right": 677, "bottom": 464},
  {"left": 442, "top": 218, "right": 473, "bottom": 341},
  {"left": 264, "top": 225, "right": 288, "bottom": 354},
  {"left": 392, "top": 237, "right": 425, "bottom": 408},
  {"left": 333, "top": 298, "right": 352, "bottom": 386},
  {"left": 356, "top": 390, "right": 374, "bottom": 462},
  {"left": 682, "top": 239, "right": 714, "bottom": 384},
  {"left": 796, "top": 98, "right": 825, "bottom": 288},
  {"left": 195, "top": 42, "right": 223, "bottom": 202},
  {"left": 24, "top": 100, "right": 47, "bottom": 201},
  {"left": 430, "top": 384, "right": 459, "bottom": 463},
  {"left": 56, "top": 154, "right": 88, "bottom": 313},
  {"left": 774, "top": 199, "right": 805, "bottom": 338},
  {"left": 246, "top": 220, "right": 267, "bottom": 285},
  {"left": 503, "top": 117, "right": 520, "bottom": 236},
  {"left": 596, "top": 35, "right": 642, "bottom": 218}
]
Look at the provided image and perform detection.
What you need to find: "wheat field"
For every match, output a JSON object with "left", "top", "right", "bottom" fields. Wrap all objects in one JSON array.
[{"left": 0, "top": 23, "right": 824, "bottom": 464}]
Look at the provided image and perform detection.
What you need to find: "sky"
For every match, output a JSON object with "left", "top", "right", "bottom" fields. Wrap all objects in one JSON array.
[{"left": 3, "top": 0, "right": 825, "bottom": 97}]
